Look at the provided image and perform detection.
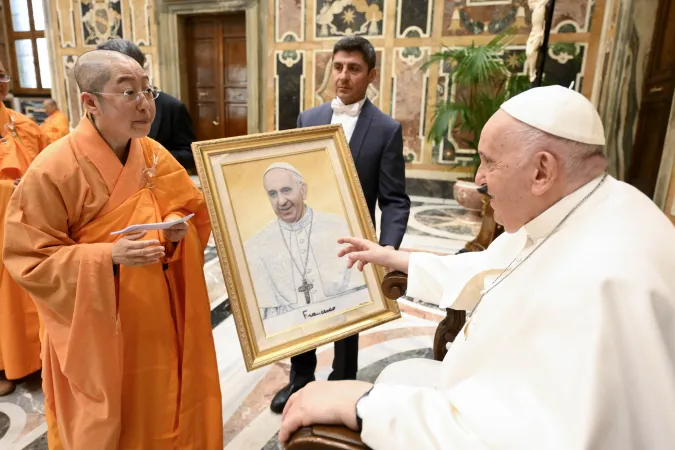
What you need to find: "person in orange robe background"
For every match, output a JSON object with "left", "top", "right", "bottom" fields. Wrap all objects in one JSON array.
[
  {"left": 3, "top": 50, "right": 222, "bottom": 449},
  {"left": 40, "top": 98, "right": 70, "bottom": 142},
  {"left": 0, "top": 61, "right": 49, "bottom": 397}
]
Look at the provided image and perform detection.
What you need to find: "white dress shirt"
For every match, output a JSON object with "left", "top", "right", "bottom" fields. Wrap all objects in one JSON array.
[{"left": 330, "top": 96, "right": 366, "bottom": 143}]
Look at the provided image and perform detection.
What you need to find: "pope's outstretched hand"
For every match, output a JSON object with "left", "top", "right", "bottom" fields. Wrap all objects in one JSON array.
[{"left": 338, "top": 237, "right": 411, "bottom": 273}]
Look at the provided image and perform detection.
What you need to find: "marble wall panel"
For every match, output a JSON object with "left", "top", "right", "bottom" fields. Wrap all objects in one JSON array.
[
  {"left": 80, "top": 0, "right": 124, "bottom": 46},
  {"left": 494, "top": 44, "right": 587, "bottom": 90},
  {"left": 55, "top": 0, "right": 77, "bottom": 48},
  {"left": 129, "top": 0, "right": 152, "bottom": 45},
  {"left": 315, "top": 0, "right": 385, "bottom": 39},
  {"left": 144, "top": 54, "right": 154, "bottom": 83},
  {"left": 275, "top": 50, "right": 304, "bottom": 130},
  {"left": 442, "top": 0, "right": 593, "bottom": 36},
  {"left": 313, "top": 49, "right": 383, "bottom": 107},
  {"left": 392, "top": 47, "right": 430, "bottom": 163},
  {"left": 267, "top": 0, "right": 607, "bottom": 174},
  {"left": 396, "top": 0, "right": 433, "bottom": 38},
  {"left": 63, "top": 55, "right": 82, "bottom": 128},
  {"left": 442, "top": 0, "right": 529, "bottom": 36},
  {"left": 552, "top": 0, "right": 593, "bottom": 32},
  {"left": 277, "top": 0, "right": 304, "bottom": 42},
  {"left": 543, "top": 43, "right": 587, "bottom": 90},
  {"left": 466, "top": 0, "right": 512, "bottom": 4}
]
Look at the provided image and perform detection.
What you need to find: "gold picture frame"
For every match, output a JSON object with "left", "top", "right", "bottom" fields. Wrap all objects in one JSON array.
[{"left": 193, "top": 125, "right": 401, "bottom": 371}]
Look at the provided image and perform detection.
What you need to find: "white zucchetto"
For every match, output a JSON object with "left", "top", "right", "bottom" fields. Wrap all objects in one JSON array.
[
  {"left": 500, "top": 85, "right": 606, "bottom": 146},
  {"left": 263, "top": 162, "right": 303, "bottom": 178}
]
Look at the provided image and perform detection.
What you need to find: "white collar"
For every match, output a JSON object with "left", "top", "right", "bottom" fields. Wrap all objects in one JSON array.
[
  {"left": 524, "top": 174, "right": 606, "bottom": 241},
  {"left": 278, "top": 207, "right": 313, "bottom": 231}
]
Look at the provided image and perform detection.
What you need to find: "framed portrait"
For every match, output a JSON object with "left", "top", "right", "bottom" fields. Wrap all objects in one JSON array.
[{"left": 193, "top": 125, "right": 401, "bottom": 371}]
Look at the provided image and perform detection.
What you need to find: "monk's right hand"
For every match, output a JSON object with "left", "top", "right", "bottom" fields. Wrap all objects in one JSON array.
[{"left": 112, "top": 231, "right": 165, "bottom": 267}]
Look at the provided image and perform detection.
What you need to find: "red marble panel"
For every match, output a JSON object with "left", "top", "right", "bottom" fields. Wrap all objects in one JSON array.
[
  {"left": 392, "top": 47, "right": 430, "bottom": 163},
  {"left": 442, "top": 0, "right": 529, "bottom": 36},
  {"left": 277, "top": 0, "right": 304, "bottom": 42},
  {"left": 552, "top": 0, "right": 591, "bottom": 32}
]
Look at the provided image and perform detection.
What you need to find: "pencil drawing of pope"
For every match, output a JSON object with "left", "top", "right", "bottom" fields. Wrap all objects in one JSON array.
[{"left": 244, "top": 162, "right": 368, "bottom": 331}]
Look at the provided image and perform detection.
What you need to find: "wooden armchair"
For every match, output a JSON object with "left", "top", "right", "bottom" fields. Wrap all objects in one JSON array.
[{"left": 286, "top": 197, "right": 501, "bottom": 450}]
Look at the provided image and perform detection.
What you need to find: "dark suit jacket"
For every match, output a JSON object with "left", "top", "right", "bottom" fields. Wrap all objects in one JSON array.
[
  {"left": 297, "top": 99, "right": 410, "bottom": 248},
  {"left": 149, "top": 92, "right": 197, "bottom": 171}
]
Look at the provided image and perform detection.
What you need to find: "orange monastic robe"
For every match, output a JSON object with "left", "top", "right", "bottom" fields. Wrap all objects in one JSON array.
[
  {"left": 3, "top": 116, "right": 222, "bottom": 449},
  {"left": 0, "top": 104, "right": 48, "bottom": 380},
  {"left": 40, "top": 110, "right": 70, "bottom": 143}
]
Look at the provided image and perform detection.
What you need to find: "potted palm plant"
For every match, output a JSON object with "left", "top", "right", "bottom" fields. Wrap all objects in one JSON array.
[{"left": 422, "top": 32, "right": 530, "bottom": 221}]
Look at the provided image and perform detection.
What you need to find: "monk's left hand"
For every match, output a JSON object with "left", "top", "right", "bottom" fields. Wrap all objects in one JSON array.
[
  {"left": 279, "top": 380, "right": 373, "bottom": 446},
  {"left": 163, "top": 215, "right": 189, "bottom": 242}
]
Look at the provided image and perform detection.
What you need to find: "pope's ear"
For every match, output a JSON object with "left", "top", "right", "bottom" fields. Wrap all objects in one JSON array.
[
  {"left": 531, "top": 150, "right": 558, "bottom": 195},
  {"left": 301, "top": 182, "right": 308, "bottom": 200}
]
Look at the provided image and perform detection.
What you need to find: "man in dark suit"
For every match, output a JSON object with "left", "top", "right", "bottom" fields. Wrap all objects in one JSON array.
[
  {"left": 271, "top": 36, "right": 410, "bottom": 413},
  {"left": 96, "top": 39, "right": 197, "bottom": 172}
]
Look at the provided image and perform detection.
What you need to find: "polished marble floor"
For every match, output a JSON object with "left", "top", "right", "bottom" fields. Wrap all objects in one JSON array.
[{"left": 0, "top": 195, "right": 478, "bottom": 450}]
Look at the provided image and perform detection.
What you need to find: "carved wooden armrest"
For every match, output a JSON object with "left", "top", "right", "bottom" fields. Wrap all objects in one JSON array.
[
  {"left": 381, "top": 270, "right": 408, "bottom": 299},
  {"left": 433, "top": 308, "right": 466, "bottom": 361},
  {"left": 286, "top": 425, "right": 369, "bottom": 450}
]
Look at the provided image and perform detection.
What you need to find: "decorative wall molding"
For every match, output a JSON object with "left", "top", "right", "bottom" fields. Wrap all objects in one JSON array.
[
  {"left": 63, "top": 55, "right": 82, "bottom": 128},
  {"left": 55, "top": 0, "right": 77, "bottom": 48},
  {"left": 79, "top": 0, "right": 124, "bottom": 47},
  {"left": 130, "top": 0, "right": 152, "bottom": 45},
  {"left": 276, "top": 0, "right": 305, "bottom": 42}
]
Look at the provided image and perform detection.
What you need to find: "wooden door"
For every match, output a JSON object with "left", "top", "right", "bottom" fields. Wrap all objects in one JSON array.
[
  {"left": 627, "top": 0, "right": 675, "bottom": 197},
  {"left": 185, "top": 13, "right": 247, "bottom": 141}
]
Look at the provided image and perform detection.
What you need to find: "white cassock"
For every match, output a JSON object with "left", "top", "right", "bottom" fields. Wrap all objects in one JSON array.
[
  {"left": 357, "top": 175, "right": 675, "bottom": 450},
  {"left": 244, "top": 207, "right": 367, "bottom": 319}
]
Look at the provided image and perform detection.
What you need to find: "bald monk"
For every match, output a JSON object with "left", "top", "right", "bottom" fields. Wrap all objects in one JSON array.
[
  {"left": 3, "top": 50, "right": 222, "bottom": 449},
  {"left": 40, "top": 99, "right": 70, "bottom": 142},
  {"left": 0, "top": 62, "right": 49, "bottom": 396}
]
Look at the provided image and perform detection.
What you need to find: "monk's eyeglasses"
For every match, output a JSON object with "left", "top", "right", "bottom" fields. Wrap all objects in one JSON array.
[
  {"left": 0, "top": 76, "right": 11, "bottom": 83},
  {"left": 92, "top": 87, "right": 161, "bottom": 103}
]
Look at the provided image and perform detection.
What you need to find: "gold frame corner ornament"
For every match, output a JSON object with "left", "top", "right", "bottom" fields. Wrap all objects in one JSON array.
[{"left": 192, "top": 125, "right": 401, "bottom": 371}]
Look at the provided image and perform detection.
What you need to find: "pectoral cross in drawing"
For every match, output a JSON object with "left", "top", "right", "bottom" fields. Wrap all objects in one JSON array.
[{"left": 298, "top": 278, "right": 314, "bottom": 304}]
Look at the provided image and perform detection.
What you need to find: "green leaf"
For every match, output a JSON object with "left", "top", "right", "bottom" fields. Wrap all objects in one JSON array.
[{"left": 422, "top": 27, "right": 530, "bottom": 173}]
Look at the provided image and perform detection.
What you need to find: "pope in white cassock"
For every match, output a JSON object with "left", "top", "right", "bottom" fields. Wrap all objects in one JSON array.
[
  {"left": 278, "top": 85, "right": 675, "bottom": 449},
  {"left": 244, "top": 163, "right": 367, "bottom": 322}
]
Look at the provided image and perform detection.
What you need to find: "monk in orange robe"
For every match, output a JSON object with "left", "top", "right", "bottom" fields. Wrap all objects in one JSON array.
[
  {"left": 0, "top": 62, "right": 49, "bottom": 396},
  {"left": 40, "top": 98, "right": 70, "bottom": 142},
  {"left": 3, "top": 50, "right": 222, "bottom": 449}
]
